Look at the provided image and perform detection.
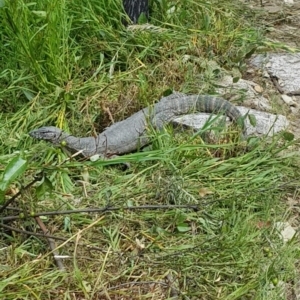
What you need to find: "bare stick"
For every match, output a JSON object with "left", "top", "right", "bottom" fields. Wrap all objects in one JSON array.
[
  {"left": 1, "top": 204, "right": 199, "bottom": 221},
  {"left": 35, "top": 216, "right": 65, "bottom": 271}
]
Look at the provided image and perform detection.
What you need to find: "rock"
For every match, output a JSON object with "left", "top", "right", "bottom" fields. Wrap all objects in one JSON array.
[
  {"left": 217, "top": 75, "right": 271, "bottom": 111},
  {"left": 173, "top": 106, "right": 289, "bottom": 137},
  {"left": 281, "top": 94, "right": 297, "bottom": 107},
  {"left": 264, "top": 6, "right": 282, "bottom": 14},
  {"left": 254, "top": 84, "right": 263, "bottom": 93},
  {"left": 251, "top": 53, "right": 300, "bottom": 95},
  {"left": 275, "top": 222, "right": 296, "bottom": 243}
]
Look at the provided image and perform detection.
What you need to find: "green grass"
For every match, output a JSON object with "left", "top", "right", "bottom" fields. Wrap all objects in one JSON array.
[
  {"left": 1, "top": 131, "right": 300, "bottom": 299},
  {"left": 1, "top": 0, "right": 300, "bottom": 299}
]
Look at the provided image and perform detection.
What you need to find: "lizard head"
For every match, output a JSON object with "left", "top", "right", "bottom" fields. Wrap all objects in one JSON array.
[{"left": 29, "top": 126, "right": 65, "bottom": 145}]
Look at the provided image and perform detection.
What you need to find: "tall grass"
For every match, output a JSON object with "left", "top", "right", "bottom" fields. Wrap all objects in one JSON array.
[{"left": 0, "top": 0, "right": 263, "bottom": 156}]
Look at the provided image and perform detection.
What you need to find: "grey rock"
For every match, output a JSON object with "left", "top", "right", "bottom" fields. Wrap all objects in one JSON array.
[
  {"left": 173, "top": 106, "right": 289, "bottom": 137},
  {"left": 217, "top": 75, "right": 272, "bottom": 111},
  {"left": 251, "top": 53, "right": 300, "bottom": 94}
]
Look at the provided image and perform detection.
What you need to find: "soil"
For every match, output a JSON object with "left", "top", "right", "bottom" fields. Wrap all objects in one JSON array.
[
  {"left": 243, "top": 1, "right": 300, "bottom": 299},
  {"left": 244, "top": 0, "right": 300, "bottom": 119}
]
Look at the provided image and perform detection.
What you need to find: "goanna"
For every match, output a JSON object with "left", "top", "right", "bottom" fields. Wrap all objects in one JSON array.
[{"left": 29, "top": 93, "right": 246, "bottom": 158}]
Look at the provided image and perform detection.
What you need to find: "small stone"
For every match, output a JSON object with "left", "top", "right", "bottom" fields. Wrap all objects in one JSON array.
[
  {"left": 254, "top": 85, "right": 263, "bottom": 93},
  {"left": 262, "top": 70, "right": 270, "bottom": 78},
  {"left": 90, "top": 154, "right": 100, "bottom": 161},
  {"left": 264, "top": 6, "right": 282, "bottom": 14},
  {"left": 182, "top": 55, "right": 191, "bottom": 63},
  {"left": 281, "top": 94, "right": 297, "bottom": 107},
  {"left": 276, "top": 222, "right": 296, "bottom": 243}
]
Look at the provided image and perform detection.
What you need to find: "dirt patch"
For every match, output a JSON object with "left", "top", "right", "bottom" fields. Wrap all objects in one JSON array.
[
  {"left": 241, "top": 0, "right": 300, "bottom": 130},
  {"left": 242, "top": 2, "right": 300, "bottom": 299},
  {"left": 246, "top": 0, "right": 300, "bottom": 48}
]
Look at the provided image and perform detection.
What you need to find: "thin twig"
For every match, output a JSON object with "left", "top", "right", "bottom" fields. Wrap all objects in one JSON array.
[
  {"left": 34, "top": 216, "right": 65, "bottom": 271},
  {"left": 270, "top": 75, "right": 300, "bottom": 96},
  {"left": 101, "top": 103, "right": 115, "bottom": 124},
  {"left": 0, "top": 223, "right": 106, "bottom": 252},
  {"left": 270, "top": 75, "right": 284, "bottom": 94},
  {"left": 1, "top": 204, "right": 200, "bottom": 221},
  {"left": 166, "top": 272, "right": 180, "bottom": 299},
  {"left": 104, "top": 280, "right": 168, "bottom": 291}
]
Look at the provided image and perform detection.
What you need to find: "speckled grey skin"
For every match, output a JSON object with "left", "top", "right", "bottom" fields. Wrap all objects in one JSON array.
[{"left": 29, "top": 94, "right": 245, "bottom": 158}]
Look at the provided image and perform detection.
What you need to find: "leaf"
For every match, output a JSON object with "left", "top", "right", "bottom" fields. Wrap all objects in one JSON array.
[
  {"left": 248, "top": 114, "right": 257, "bottom": 127},
  {"left": 126, "top": 199, "right": 134, "bottom": 207},
  {"left": 255, "top": 220, "right": 271, "bottom": 229},
  {"left": 162, "top": 88, "right": 173, "bottom": 97},
  {"left": 61, "top": 172, "right": 74, "bottom": 193},
  {"left": 232, "top": 77, "right": 240, "bottom": 83},
  {"left": 82, "top": 280, "right": 91, "bottom": 293},
  {"left": 64, "top": 216, "right": 71, "bottom": 231},
  {"left": 0, "top": 190, "right": 4, "bottom": 203},
  {"left": 244, "top": 47, "right": 257, "bottom": 59},
  {"left": 0, "top": 157, "right": 27, "bottom": 192},
  {"left": 0, "top": 274, "right": 20, "bottom": 292},
  {"left": 177, "top": 224, "right": 191, "bottom": 232},
  {"left": 282, "top": 131, "right": 294, "bottom": 141},
  {"left": 36, "top": 177, "right": 53, "bottom": 198},
  {"left": 32, "top": 10, "right": 47, "bottom": 18},
  {"left": 137, "top": 12, "right": 148, "bottom": 24},
  {"left": 237, "top": 116, "right": 246, "bottom": 129},
  {"left": 152, "top": 226, "right": 167, "bottom": 235},
  {"left": 22, "top": 89, "right": 35, "bottom": 101},
  {"left": 199, "top": 187, "right": 213, "bottom": 197}
]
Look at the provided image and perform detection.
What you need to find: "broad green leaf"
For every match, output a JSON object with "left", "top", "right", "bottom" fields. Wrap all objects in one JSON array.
[
  {"left": 0, "top": 157, "right": 27, "bottom": 191},
  {"left": 0, "top": 190, "right": 4, "bottom": 203}
]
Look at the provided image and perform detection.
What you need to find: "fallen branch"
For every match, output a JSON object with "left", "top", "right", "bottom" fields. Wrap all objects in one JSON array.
[
  {"left": 0, "top": 223, "right": 107, "bottom": 252},
  {"left": 35, "top": 216, "right": 65, "bottom": 271},
  {"left": 1, "top": 204, "right": 200, "bottom": 221}
]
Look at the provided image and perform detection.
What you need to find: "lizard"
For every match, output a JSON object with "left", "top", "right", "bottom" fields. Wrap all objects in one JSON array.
[{"left": 29, "top": 93, "right": 246, "bottom": 158}]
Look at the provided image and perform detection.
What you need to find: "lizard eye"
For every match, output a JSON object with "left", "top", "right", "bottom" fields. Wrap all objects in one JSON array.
[{"left": 47, "top": 132, "right": 58, "bottom": 138}]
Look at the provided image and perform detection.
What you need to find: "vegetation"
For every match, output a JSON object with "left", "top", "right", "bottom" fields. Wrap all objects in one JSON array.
[{"left": 0, "top": 0, "right": 299, "bottom": 299}]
